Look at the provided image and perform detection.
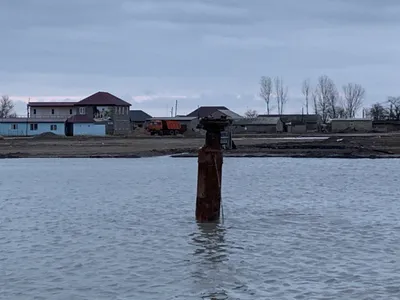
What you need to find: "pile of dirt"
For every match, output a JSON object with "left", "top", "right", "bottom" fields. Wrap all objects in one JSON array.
[{"left": 32, "top": 132, "right": 65, "bottom": 139}]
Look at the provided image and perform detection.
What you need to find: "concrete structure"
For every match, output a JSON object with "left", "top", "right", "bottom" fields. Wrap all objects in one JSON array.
[
  {"left": 28, "top": 102, "right": 76, "bottom": 119},
  {"left": 195, "top": 117, "right": 232, "bottom": 222},
  {"left": 129, "top": 110, "right": 152, "bottom": 129},
  {"left": 0, "top": 118, "right": 66, "bottom": 136},
  {"left": 232, "top": 116, "right": 284, "bottom": 133},
  {"left": 331, "top": 118, "right": 373, "bottom": 132},
  {"left": 287, "top": 121, "right": 307, "bottom": 134},
  {"left": 259, "top": 114, "right": 322, "bottom": 131},
  {"left": 373, "top": 120, "right": 400, "bottom": 132}
]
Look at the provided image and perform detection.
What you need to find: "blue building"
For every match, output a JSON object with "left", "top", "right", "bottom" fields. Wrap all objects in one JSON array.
[
  {"left": 65, "top": 115, "right": 106, "bottom": 136},
  {"left": 0, "top": 118, "right": 66, "bottom": 136}
]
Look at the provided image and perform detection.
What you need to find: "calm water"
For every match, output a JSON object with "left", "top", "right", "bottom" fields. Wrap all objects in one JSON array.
[{"left": 1, "top": 157, "right": 400, "bottom": 299}]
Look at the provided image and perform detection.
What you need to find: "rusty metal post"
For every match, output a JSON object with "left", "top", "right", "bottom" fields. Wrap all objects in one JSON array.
[{"left": 196, "top": 117, "right": 232, "bottom": 222}]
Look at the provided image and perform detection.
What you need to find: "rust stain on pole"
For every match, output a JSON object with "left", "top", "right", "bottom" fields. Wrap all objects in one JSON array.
[{"left": 196, "top": 116, "right": 232, "bottom": 222}]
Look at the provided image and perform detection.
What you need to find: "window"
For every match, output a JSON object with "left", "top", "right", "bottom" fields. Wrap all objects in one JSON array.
[
  {"left": 50, "top": 125, "right": 57, "bottom": 131},
  {"left": 33, "top": 109, "right": 36, "bottom": 115},
  {"left": 69, "top": 109, "right": 73, "bottom": 114},
  {"left": 30, "top": 123, "right": 38, "bottom": 131},
  {"left": 51, "top": 109, "right": 55, "bottom": 115},
  {"left": 11, "top": 124, "right": 18, "bottom": 130},
  {"left": 79, "top": 107, "right": 86, "bottom": 114}
]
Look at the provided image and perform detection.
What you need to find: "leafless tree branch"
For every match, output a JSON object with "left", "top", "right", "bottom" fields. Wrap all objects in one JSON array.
[
  {"left": 274, "top": 77, "right": 288, "bottom": 115},
  {"left": 244, "top": 109, "right": 258, "bottom": 118},
  {"left": 302, "top": 78, "right": 310, "bottom": 114},
  {"left": 259, "top": 76, "right": 272, "bottom": 114},
  {"left": 0, "top": 95, "right": 15, "bottom": 118},
  {"left": 342, "top": 83, "right": 365, "bottom": 118}
]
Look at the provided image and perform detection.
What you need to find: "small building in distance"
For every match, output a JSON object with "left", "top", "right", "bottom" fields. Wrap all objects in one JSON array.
[
  {"left": 186, "top": 106, "right": 229, "bottom": 118},
  {"left": 0, "top": 118, "right": 66, "bottom": 136},
  {"left": 330, "top": 118, "right": 373, "bottom": 132},
  {"left": 372, "top": 120, "right": 400, "bottom": 132},
  {"left": 129, "top": 110, "right": 152, "bottom": 129},
  {"left": 258, "top": 114, "right": 322, "bottom": 132},
  {"left": 209, "top": 109, "right": 243, "bottom": 120},
  {"left": 232, "top": 116, "right": 284, "bottom": 134}
]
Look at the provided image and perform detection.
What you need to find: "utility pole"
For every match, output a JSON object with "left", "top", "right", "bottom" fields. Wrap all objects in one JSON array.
[{"left": 175, "top": 100, "right": 178, "bottom": 117}]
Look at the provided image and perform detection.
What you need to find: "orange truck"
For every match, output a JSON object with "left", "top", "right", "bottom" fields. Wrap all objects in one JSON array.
[{"left": 147, "top": 119, "right": 186, "bottom": 135}]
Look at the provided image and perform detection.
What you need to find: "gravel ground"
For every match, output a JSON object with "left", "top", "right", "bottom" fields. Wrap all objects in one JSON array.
[{"left": 1, "top": 134, "right": 400, "bottom": 158}]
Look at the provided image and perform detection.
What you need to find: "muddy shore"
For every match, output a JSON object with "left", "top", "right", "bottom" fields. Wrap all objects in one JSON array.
[{"left": 1, "top": 133, "right": 400, "bottom": 159}]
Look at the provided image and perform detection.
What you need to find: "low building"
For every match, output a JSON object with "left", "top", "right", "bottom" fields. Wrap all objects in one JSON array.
[
  {"left": 258, "top": 114, "right": 322, "bottom": 131},
  {"left": 65, "top": 115, "right": 106, "bottom": 136},
  {"left": 0, "top": 118, "right": 66, "bottom": 136},
  {"left": 129, "top": 110, "right": 152, "bottom": 129},
  {"left": 330, "top": 118, "right": 373, "bottom": 132},
  {"left": 232, "top": 117, "right": 284, "bottom": 134},
  {"left": 373, "top": 120, "right": 400, "bottom": 132},
  {"left": 286, "top": 121, "right": 307, "bottom": 134}
]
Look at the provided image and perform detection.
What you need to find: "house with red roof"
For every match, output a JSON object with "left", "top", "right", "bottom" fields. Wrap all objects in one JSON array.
[{"left": 26, "top": 91, "right": 132, "bottom": 136}]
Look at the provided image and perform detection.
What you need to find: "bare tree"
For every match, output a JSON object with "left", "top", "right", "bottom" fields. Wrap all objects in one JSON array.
[
  {"left": 0, "top": 95, "right": 15, "bottom": 118},
  {"left": 387, "top": 96, "right": 400, "bottom": 120},
  {"left": 274, "top": 77, "right": 288, "bottom": 115},
  {"left": 302, "top": 78, "right": 310, "bottom": 114},
  {"left": 368, "top": 103, "right": 388, "bottom": 120},
  {"left": 316, "top": 75, "right": 339, "bottom": 121},
  {"left": 342, "top": 83, "right": 365, "bottom": 118},
  {"left": 259, "top": 76, "right": 272, "bottom": 114},
  {"left": 244, "top": 109, "right": 258, "bottom": 118},
  {"left": 311, "top": 89, "right": 318, "bottom": 114}
]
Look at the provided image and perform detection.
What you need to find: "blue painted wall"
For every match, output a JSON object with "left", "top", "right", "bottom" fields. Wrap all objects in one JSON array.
[
  {"left": 0, "top": 122, "right": 65, "bottom": 136},
  {"left": 73, "top": 123, "right": 106, "bottom": 136}
]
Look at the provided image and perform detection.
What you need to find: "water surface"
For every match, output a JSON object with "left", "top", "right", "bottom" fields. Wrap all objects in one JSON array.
[{"left": 1, "top": 157, "right": 400, "bottom": 299}]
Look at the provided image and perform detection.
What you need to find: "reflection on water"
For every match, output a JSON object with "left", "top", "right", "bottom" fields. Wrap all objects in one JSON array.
[{"left": 190, "top": 222, "right": 229, "bottom": 300}]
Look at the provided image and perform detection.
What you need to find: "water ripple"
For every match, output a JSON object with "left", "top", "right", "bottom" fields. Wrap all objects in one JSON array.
[{"left": 0, "top": 157, "right": 399, "bottom": 299}]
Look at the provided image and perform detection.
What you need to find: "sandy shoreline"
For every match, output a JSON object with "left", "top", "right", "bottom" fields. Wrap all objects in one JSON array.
[{"left": 1, "top": 133, "right": 400, "bottom": 159}]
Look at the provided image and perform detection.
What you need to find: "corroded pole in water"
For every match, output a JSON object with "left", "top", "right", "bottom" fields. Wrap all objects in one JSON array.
[{"left": 196, "top": 116, "right": 232, "bottom": 222}]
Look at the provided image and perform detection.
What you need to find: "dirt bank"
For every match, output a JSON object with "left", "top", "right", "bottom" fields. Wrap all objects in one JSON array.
[{"left": 1, "top": 134, "right": 400, "bottom": 159}]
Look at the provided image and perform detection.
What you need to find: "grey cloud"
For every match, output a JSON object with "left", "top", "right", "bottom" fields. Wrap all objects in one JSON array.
[{"left": 1, "top": 0, "right": 400, "bottom": 113}]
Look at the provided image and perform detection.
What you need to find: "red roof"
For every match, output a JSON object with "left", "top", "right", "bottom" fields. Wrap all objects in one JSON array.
[
  {"left": 75, "top": 92, "right": 131, "bottom": 106},
  {"left": 28, "top": 102, "right": 77, "bottom": 107},
  {"left": 66, "top": 115, "right": 94, "bottom": 123}
]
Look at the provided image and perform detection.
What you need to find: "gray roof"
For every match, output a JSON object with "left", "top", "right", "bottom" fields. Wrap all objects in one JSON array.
[
  {"left": 129, "top": 110, "right": 152, "bottom": 122},
  {"left": 330, "top": 118, "right": 372, "bottom": 121},
  {"left": 0, "top": 117, "right": 67, "bottom": 123},
  {"left": 211, "top": 109, "right": 243, "bottom": 119},
  {"left": 258, "top": 114, "right": 320, "bottom": 123},
  {"left": 233, "top": 117, "right": 281, "bottom": 125},
  {"left": 187, "top": 106, "right": 228, "bottom": 118}
]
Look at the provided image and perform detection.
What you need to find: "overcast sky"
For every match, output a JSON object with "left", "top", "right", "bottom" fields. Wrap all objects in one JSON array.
[{"left": 1, "top": 0, "right": 400, "bottom": 116}]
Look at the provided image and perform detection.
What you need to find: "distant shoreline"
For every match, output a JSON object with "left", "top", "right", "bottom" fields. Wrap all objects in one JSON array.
[{"left": 1, "top": 133, "right": 400, "bottom": 159}]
